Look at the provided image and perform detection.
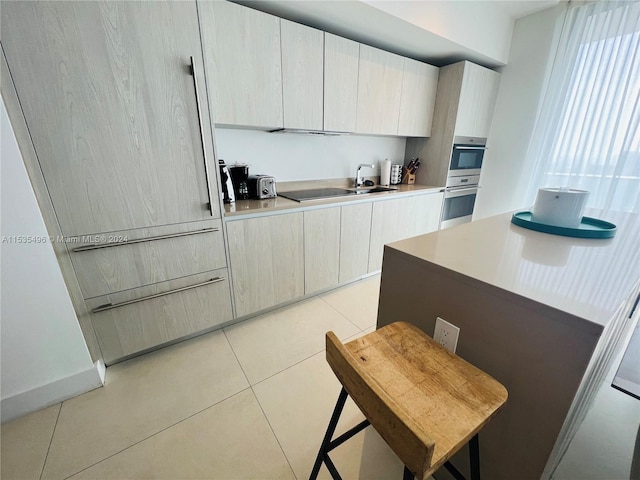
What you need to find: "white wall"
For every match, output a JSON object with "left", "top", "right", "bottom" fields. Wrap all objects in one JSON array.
[
  {"left": 215, "top": 129, "right": 406, "bottom": 183},
  {"left": 1, "top": 99, "right": 103, "bottom": 422},
  {"left": 474, "top": 4, "right": 566, "bottom": 219},
  {"left": 364, "top": 0, "right": 515, "bottom": 65}
]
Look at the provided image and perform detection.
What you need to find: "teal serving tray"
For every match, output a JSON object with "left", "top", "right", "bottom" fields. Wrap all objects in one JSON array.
[{"left": 511, "top": 211, "right": 617, "bottom": 238}]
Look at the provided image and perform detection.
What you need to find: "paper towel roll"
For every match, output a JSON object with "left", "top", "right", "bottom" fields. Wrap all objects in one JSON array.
[
  {"left": 380, "top": 159, "right": 391, "bottom": 186},
  {"left": 531, "top": 188, "right": 589, "bottom": 228}
]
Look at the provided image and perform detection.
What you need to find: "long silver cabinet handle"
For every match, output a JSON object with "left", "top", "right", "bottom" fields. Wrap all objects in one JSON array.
[
  {"left": 92, "top": 277, "right": 225, "bottom": 313},
  {"left": 72, "top": 227, "right": 219, "bottom": 252},
  {"left": 190, "top": 56, "right": 214, "bottom": 216}
]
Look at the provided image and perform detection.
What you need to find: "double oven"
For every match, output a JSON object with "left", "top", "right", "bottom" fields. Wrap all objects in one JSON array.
[{"left": 440, "top": 136, "right": 486, "bottom": 229}]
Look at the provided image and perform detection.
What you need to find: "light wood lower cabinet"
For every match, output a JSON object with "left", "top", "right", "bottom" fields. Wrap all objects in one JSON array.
[
  {"left": 339, "top": 203, "right": 373, "bottom": 283},
  {"left": 227, "top": 213, "right": 304, "bottom": 317},
  {"left": 368, "top": 193, "right": 443, "bottom": 272},
  {"left": 225, "top": 193, "right": 441, "bottom": 318},
  {"left": 71, "top": 220, "right": 226, "bottom": 299},
  {"left": 88, "top": 269, "right": 233, "bottom": 364},
  {"left": 304, "top": 208, "right": 341, "bottom": 294}
]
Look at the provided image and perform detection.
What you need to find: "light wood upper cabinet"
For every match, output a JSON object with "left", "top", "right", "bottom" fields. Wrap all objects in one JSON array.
[
  {"left": 356, "top": 45, "right": 405, "bottom": 135},
  {"left": 199, "top": 1, "right": 283, "bottom": 128},
  {"left": 368, "top": 193, "right": 443, "bottom": 272},
  {"left": 324, "top": 33, "right": 359, "bottom": 132},
  {"left": 406, "top": 61, "right": 501, "bottom": 187},
  {"left": 2, "top": 1, "right": 218, "bottom": 236},
  {"left": 398, "top": 58, "right": 439, "bottom": 137},
  {"left": 226, "top": 213, "right": 304, "bottom": 317},
  {"left": 281, "top": 19, "right": 324, "bottom": 130},
  {"left": 339, "top": 203, "right": 373, "bottom": 283},
  {"left": 455, "top": 62, "right": 501, "bottom": 138},
  {"left": 304, "top": 208, "right": 340, "bottom": 294}
]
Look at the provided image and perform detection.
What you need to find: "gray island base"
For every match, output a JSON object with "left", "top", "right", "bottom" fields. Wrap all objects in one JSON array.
[{"left": 377, "top": 211, "right": 640, "bottom": 480}]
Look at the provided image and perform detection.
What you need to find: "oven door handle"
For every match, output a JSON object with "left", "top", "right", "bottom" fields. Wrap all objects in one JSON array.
[
  {"left": 445, "top": 186, "right": 479, "bottom": 198},
  {"left": 453, "top": 145, "right": 487, "bottom": 151}
]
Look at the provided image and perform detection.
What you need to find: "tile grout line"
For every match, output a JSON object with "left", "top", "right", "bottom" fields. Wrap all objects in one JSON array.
[
  {"left": 58, "top": 387, "right": 253, "bottom": 480},
  {"left": 39, "top": 402, "right": 63, "bottom": 480},
  {"left": 222, "top": 328, "right": 252, "bottom": 387},
  {"left": 251, "top": 349, "right": 327, "bottom": 389},
  {"left": 316, "top": 294, "right": 372, "bottom": 333},
  {"left": 248, "top": 323, "right": 377, "bottom": 389},
  {"left": 249, "top": 385, "right": 299, "bottom": 480}
]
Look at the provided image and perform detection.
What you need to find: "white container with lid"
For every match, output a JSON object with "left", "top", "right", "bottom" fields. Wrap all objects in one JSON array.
[{"left": 531, "top": 188, "right": 590, "bottom": 228}]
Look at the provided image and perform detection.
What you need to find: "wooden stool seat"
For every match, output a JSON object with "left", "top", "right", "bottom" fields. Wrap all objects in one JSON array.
[{"left": 312, "top": 321, "right": 508, "bottom": 480}]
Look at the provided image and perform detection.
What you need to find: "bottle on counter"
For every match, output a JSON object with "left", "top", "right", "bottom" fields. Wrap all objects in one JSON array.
[{"left": 380, "top": 158, "right": 391, "bottom": 186}]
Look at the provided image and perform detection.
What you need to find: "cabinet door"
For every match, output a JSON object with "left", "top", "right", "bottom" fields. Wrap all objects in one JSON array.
[
  {"left": 356, "top": 45, "right": 405, "bottom": 135},
  {"left": 2, "top": 1, "right": 217, "bottom": 236},
  {"left": 455, "top": 62, "right": 501, "bottom": 138},
  {"left": 339, "top": 203, "right": 373, "bottom": 283},
  {"left": 368, "top": 193, "right": 443, "bottom": 272},
  {"left": 304, "top": 208, "right": 340, "bottom": 294},
  {"left": 88, "top": 269, "right": 233, "bottom": 364},
  {"left": 227, "top": 213, "right": 304, "bottom": 317},
  {"left": 199, "top": 1, "right": 283, "bottom": 128},
  {"left": 71, "top": 220, "right": 226, "bottom": 299},
  {"left": 281, "top": 20, "right": 324, "bottom": 130},
  {"left": 324, "top": 33, "right": 359, "bottom": 132},
  {"left": 398, "top": 59, "right": 439, "bottom": 137}
]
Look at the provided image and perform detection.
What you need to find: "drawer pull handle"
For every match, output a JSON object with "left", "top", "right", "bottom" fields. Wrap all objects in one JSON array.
[
  {"left": 190, "top": 56, "right": 214, "bottom": 216},
  {"left": 72, "top": 228, "right": 219, "bottom": 252},
  {"left": 92, "top": 277, "right": 225, "bottom": 313}
]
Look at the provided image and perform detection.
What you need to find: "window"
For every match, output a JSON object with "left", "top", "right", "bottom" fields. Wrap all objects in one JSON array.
[{"left": 527, "top": 1, "right": 640, "bottom": 214}]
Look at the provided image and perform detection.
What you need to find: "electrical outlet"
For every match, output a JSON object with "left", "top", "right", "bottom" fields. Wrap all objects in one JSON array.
[{"left": 433, "top": 317, "right": 460, "bottom": 353}]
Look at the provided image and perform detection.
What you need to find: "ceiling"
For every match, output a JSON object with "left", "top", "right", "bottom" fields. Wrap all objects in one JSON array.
[
  {"left": 496, "top": 0, "right": 560, "bottom": 19},
  {"left": 233, "top": 0, "right": 560, "bottom": 68}
]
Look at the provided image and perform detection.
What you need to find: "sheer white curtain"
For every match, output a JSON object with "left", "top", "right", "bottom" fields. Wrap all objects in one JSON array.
[{"left": 525, "top": 0, "right": 640, "bottom": 214}]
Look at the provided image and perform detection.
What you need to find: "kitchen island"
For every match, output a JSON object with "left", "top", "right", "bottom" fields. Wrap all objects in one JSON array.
[{"left": 377, "top": 211, "right": 640, "bottom": 480}]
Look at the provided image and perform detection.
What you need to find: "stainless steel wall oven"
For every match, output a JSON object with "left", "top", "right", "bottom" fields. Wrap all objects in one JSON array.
[{"left": 440, "top": 136, "right": 487, "bottom": 229}]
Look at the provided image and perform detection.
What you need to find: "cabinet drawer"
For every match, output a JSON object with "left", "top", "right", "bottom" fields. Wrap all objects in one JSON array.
[
  {"left": 71, "top": 220, "right": 226, "bottom": 298},
  {"left": 88, "top": 269, "right": 232, "bottom": 364}
]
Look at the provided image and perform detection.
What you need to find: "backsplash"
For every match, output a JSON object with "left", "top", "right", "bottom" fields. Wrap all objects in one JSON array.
[{"left": 214, "top": 128, "right": 406, "bottom": 182}]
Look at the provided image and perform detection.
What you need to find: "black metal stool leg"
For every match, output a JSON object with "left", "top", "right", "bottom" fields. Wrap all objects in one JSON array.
[
  {"left": 310, "top": 387, "right": 349, "bottom": 480},
  {"left": 442, "top": 434, "right": 481, "bottom": 480},
  {"left": 402, "top": 465, "right": 414, "bottom": 480},
  {"left": 469, "top": 434, "right": 481, "bottom": 480}
]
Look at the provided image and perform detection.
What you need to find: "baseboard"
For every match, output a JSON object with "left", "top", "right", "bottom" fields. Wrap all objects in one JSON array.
[{"left": 1, "top": 361, "right": 105, "bottom": 423}]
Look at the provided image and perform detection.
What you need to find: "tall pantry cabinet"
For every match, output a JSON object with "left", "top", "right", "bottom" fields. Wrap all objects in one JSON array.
[{"left": 1, "top": 1, "right": 233, "bottom": 364}]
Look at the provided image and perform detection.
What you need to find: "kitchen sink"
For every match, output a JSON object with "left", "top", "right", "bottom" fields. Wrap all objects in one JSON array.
[
  {"left": 278, "top": 186, "right": 397, "bottom": 202},
  {"left": 351, "top": 186, "right": 397, "bottom": 194}
]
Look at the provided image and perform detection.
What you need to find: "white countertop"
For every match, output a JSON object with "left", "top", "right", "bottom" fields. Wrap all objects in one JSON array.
[
  {"left": 223, "top": 182, "right": 442, "bottom": 219},
  {"left": 387, "top": 210, "right": 640, "bottom": 328}
]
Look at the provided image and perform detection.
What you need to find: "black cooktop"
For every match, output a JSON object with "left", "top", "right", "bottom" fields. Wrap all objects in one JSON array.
[{"left": 278, "top": 188, "right": 355, "bottom": 202}]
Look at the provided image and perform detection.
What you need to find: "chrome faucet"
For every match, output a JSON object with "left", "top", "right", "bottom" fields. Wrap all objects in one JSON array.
[{"left": 355, "top": 163, "right": 375, "bottom": 187}]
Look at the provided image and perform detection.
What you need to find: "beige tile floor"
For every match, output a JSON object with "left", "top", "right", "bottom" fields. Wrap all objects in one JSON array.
[
  {"left": 2, "top": 273, "right": 638, "bottom": 480},
  {"left": 2, "top": 274, "right": 406, "bottom": 480}
]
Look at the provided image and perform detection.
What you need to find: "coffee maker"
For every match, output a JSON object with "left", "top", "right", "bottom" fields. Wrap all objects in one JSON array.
[
  {"left": 218, "top": 159, "right": 235, "bottom": 204},
  {"left": 229, "top": 164, "right": 250, "bottom": 200}
]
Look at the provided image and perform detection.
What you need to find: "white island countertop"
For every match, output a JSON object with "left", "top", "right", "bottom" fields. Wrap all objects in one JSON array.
[{"left": 387, "top": 210, "right": 640, "bottom": 329}]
